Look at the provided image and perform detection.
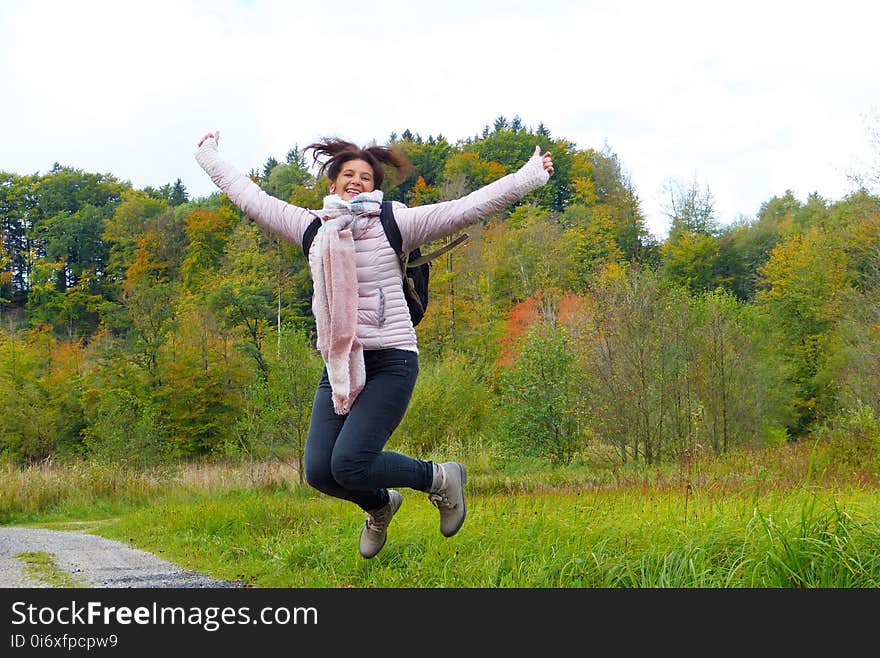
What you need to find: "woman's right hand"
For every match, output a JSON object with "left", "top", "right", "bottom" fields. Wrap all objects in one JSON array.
[{"left": 198, "top": 130, "right": 220, "bottom": 147}]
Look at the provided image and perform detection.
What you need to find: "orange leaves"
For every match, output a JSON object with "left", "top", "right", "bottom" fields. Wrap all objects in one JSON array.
[
  {"left": 497, "top": 296, "right": 540, "bottom": 368},
  {"left": 125, "top": 229, "right": 170, "bottom": 289},
  {"left": 410, "top": 176, "right": 439, "bottom": 206},
  {"left": 496, "top": 291, "right": 589, "bottom": 367},
  {"left": 184, "top": 209, "right": 232, "bottom": 241},
  {"left": 557, "top": 292, "right": 592, "bottom": 332}
]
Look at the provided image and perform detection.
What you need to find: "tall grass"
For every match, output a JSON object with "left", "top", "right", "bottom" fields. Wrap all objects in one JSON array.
[
  {"left": 4, "top": 440, "right": 880, "bottom": 587},
  {"left": 83, "top": 484, "right": 880, "bottom": 587},
  {"left": 0, "top": 459, "right": 296, "bottom": 524}
]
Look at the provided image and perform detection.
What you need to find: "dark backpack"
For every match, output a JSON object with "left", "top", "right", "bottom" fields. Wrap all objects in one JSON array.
[{"left": 301, "top": 200, "right": 467, "bottom": 326}]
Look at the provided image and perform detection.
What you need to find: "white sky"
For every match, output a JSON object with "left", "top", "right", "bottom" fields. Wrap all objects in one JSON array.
[{"left": 1, "top": 0, "right": 878, "bottom": 239}]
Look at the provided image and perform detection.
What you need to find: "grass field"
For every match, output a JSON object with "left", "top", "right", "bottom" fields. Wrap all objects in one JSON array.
[{"left": 3, "top": 440, "right": 879, "bottom": 587}]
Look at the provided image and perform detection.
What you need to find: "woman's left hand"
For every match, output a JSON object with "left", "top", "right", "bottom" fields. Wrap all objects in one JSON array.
[{"left": 534, "top": 145, "right": 554, "bottom": 176}]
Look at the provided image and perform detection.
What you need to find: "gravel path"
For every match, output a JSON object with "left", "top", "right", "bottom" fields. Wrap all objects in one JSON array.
[{"left": 0, "top": 527, "right": 243, "bottom": 588}]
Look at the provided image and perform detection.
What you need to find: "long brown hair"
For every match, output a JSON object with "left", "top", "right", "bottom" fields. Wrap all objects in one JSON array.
[{"left": 303, "top": 137, "right": 410, "bottom": 190}]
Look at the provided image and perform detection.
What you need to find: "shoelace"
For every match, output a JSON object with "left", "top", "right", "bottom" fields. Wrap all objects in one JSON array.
[
  {"left": 364, "top": 517, "right": 383, "bottom": 533},
  {"left": 428, "top": 465, "right": 456, "bottom": 510},
  {"left": 364, "top": 507, "right": 393, "bottom": 532},
  {"left": 428, "top": 492, "right": 456, "bottom": 510}
]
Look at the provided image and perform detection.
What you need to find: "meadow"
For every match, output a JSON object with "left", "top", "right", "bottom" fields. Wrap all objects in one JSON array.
[{"left": 2, "top": 438, "right": 879, "bottom": 588}]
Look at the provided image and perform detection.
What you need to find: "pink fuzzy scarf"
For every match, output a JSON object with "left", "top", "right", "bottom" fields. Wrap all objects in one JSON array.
[{"left": 310, "top": 192, "right": 382, "bottom": 414}]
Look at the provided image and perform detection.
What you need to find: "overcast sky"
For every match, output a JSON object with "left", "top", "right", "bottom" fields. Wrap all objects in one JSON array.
[{"left": 2, "top": 0, "right": 878, "bottom": 238}]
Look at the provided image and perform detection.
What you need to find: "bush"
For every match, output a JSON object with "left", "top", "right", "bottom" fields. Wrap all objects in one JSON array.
[
  {"left": 81, "top": 388, "right": 171, "bottom": 469},
  {"left": 394, "top": 352, "right": 491, "bottom": 455},
  {"left": 495, "top": 323, "right": 590, "bottom": 465},
  {"left": 814, "top": 401, "right": 880, "bottom": 478}
]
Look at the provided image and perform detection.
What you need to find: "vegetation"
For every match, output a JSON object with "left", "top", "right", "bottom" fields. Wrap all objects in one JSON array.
[
  {"left": 4, "top": 441, "right": 880, "bottom": 588},
  {"left": 15, "top": 551, "right": 88, "bottom": 588},
  {"left": 2, "top": 115, "right": 879, "bottom": 587},
  {"left": 4, "top": 116, "right": 878, "bottom": 470}
]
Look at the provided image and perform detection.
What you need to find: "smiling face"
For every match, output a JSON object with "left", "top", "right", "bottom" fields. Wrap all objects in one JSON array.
[{"left": 329, "top": 159, "right": 376, "bottom": 200}]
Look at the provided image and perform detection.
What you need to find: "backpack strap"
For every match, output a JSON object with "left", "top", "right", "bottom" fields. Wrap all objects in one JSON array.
[
  {"left": 379, "top": 200, "right": 405, "bottom": 262},
  {"left": 301, "top": 215, "right": 322, "bottom": 257},
  {"left": 408, "top": 233, "right": 470, "bottom": 267}
]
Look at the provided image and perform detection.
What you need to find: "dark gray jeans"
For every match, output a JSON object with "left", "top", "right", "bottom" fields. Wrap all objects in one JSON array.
[{"left": 304, "top": 348, "right": 434, "bottom": 511}]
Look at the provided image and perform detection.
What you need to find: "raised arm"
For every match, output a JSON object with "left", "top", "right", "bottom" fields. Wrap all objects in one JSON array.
[
  {"left": 194, "top": 131, "right": 315, "bottom": 246},
  {"left": 393, "top": 146, "right": 554, "bottom": 251}
]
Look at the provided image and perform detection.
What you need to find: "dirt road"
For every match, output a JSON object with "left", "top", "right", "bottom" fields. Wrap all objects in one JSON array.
[{"left": 0, "top": 527, "right": 242, "bottom": 588}]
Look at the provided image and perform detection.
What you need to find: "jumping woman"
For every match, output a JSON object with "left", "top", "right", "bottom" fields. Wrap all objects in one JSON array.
[{"left": 195, "top": 130, "right": 554, "bottom": 558}]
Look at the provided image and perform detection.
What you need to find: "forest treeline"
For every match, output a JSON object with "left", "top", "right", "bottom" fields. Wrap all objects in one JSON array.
[{"left": 2, "top": 116, "right": 879, "bottom": 472}]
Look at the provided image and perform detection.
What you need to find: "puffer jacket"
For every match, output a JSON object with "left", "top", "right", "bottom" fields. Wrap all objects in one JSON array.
[{"left": 195, "top": 138, "right": 550, "bottom": 353}]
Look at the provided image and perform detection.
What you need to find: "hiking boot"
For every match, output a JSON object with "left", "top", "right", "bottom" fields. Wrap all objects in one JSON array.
[
  {"left": 428, "top": 462, "right": 467, "bottom": 537},
  {"left": 358, "top": 490, "right": 403, "bottom": 559}
]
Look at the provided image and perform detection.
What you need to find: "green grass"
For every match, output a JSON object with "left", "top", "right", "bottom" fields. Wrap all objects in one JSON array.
[
  {"left": 15, "top": 551, "right": 88, "bottom": 588},
  {"left": 4, "top": 441, "right": 880, "bottom": 587},
  {"left": 82, "top": 485, "right": 880, "bottom": 587}
]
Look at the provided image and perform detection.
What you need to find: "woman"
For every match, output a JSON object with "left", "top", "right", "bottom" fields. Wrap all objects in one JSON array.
[{"left": 195, "top": 130, "right": 554, "bottom": 558}]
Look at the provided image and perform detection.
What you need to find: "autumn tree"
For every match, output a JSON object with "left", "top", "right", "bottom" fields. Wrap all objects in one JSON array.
[
  {"left": 660, "top": 176, "right": 724, "bottom": 293},
  {"left": 816, "top": 194, "right": 880, "bottom": 416},
  {"left": 662, "top": 230, "right": 723, "bottom": 293},
  {"left": 756, "top": 226, "right": 847, "bottom": 432},
  {"left": 102, "top": 189, "right": 170, "bottom": 286},
  {"left": 180, "top": 207, "right": 236, "bottom": 290},
  {"left": 0, "top": 327, "right": 57, "bottom": 463},
  {"left": 585, "top": 147, "right": 654, "bottom": 264},
  {"left": 153, "top": 295, "right": 249, "bottom": 457},
  {"left": 442, "top": 152, "right": 506, "bottom": 196},
  {"left": 207, "top": 220, "right": 278, "bottom": 380},
  {"left": 715, "top": 215, "right": 782, "bottom": 301},
  {"left": 119, "top": 227, "right": 180, "bottom": 379}
]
